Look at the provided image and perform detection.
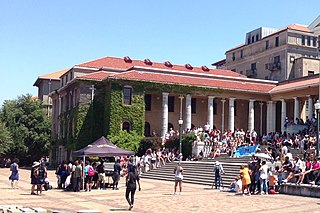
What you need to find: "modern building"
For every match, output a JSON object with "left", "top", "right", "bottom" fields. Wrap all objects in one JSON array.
[
  {"left": 214, "top": 17, "right": 320, "bottom": 81},
  {"left": 34, "top": 55, "right": 320, "bottom": 163}
]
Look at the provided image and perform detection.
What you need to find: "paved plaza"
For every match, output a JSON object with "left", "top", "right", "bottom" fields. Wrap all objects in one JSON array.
[{"left": 0, "top": 168, "right": 319, "bottom": 213}]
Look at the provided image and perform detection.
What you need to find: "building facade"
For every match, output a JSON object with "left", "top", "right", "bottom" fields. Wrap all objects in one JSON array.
[
  {"left": 218, "top": 16, "right": 320, "bottom": 82},
  {"left": 34, "top": 56, "right": 320, "bottom": 163}
]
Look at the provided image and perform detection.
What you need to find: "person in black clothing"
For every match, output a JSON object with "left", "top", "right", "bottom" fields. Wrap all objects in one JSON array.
[
  {"left": 96, "top": 160, "right": 105, "bottom": 190},
  {"left": 125, "top": 165, "right": 141, "bottom": 211},
  {"left": 30, "top": 161, "right": 40, "bottom": 195},
  {"left": 35, "top": 162, "right": 47, "bottom": 195},
  {"left": 113, "top": 159, "right": 121, "bottom": 190}
]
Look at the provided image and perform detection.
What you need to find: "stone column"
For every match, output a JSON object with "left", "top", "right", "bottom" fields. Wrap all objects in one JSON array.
[
  {"left": 161, "top": 92, "right": 169, "bottom": 138},
  {"left": 221, "top": 99, "right": 226, "bottom": 132},
  {"left": 271, "top": 101, "right": 276, "bottom": 133},
  {"left": 185, "top": 94, "right": 192, "bottom": 130},
  {"left": 208, "top": 96, "right": 215, "bottom": 131},
  {"left": 248, "top": 99, "right": 255, "bottom": 131},
  {"left": 281, "top": 99, "right": 287, "bottom": 133},
  {"left": 308, "top": 95, "right": 313, "bottom": 120},
  {"left": 259, "top": 102, "right": 263, "bottom": 135},
  {"left": 266, "top": 101, "right": 272, "bottom": 134},
  {"left": 293, "top": 97, "right": 300, "bottom": 123},
  {"left": 228, "top": 98, "right": 235, "bottom": 132}
]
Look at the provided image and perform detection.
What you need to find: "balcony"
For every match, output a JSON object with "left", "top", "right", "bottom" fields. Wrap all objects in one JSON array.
[
  {"left": 267, "top": 62, "right": 281, "bottom": 71},
  {"left": 246, "top": 69, "right": 257, "bottom": 78}
]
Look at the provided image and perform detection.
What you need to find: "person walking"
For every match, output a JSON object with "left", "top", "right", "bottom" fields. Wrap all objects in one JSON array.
[
  {"left": 212, "top": 161, "right": 224, "bottom": 189},
  {"left": 9, "top": 158, "right": 19, "bottom": 189},
  {"left": 125, "top": 165, "right": 141, "bottom": 211},
  {"left": 173, "top": 162, "right": 183, "bottom": 195}
]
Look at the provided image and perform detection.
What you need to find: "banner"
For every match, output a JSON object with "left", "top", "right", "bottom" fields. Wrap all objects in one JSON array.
[{"left": 234, "top": 145, "right": 259, "bottom": 157}]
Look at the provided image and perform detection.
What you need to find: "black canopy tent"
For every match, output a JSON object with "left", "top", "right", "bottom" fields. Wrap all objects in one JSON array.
[
  {"left": 73, "top": 136, "right": 134, "bottom": 157},
  {"left": 72, "top": 136, "right": 134, "bottom": 189}
]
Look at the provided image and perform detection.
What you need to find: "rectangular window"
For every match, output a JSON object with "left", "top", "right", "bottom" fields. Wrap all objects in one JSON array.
[
  {"left": 313, "top": 37, "right": 317, "bottom": 47},
  {"left": 275, "top": 37, "right": 279, "bottom": 47},
  {"left": 307, "top": 36, "right": 311, "bottom": 46},
  {"left": 251, "top": 63, "right": 256, "bottom": 70},
  {"left": 240, "top": 50, "right": 243, "bottom": 58},
  {"left": 232, "top": 52, "right": 235, "bottom": 61},
  {"left": 308, "top": 70, "right": 315, "bottom": 76},
  {"left": 123, "top": 87, "right": 132, "bottom": 105},
  {"left": 168, "top": 96, "right": 175, "bottom": 112},
  {"left": 234, "top": 101, "right": 237, "bottom": 116},
  {"left": 302, "top": 35, "right": 305, "bottom": 45},
  {"left": 213, "top": 100, "right": 217, "bottom": 115},
  {"left": 274, "top": 55, "right": 280, "bottom": 63},
  {"left": 265, "top": 64, "right": 268, "bottom": 70},
  {"left": 191, "top": 98, "right": 197, "bottom": 114},
  {"left": 145, "top": 94, "right": 151, "bottom": 111},
  {"left": 266, "top": 40, "right": 269, "bottom": 49}
]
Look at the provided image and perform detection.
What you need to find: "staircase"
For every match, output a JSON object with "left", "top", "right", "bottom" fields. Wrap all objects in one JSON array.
[{"left": 141, "top": 155, "right": 252, "bottom": 186}]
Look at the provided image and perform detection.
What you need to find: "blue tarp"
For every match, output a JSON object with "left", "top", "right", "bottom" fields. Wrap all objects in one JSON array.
[{"left": 234, "top": 145, "right": 259, "bottom": 157}]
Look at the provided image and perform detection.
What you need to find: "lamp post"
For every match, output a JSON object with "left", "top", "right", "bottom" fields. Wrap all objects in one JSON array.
[
  {"left": 315, "top": 101, "right": 320, "bottom": 159},
  {"left": 178, "top": 96, "right": 184, "bottom": 159}
]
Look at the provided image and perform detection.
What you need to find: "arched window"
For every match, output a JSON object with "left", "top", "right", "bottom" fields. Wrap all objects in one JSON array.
[
  {"left": 144, "top": 122, "right": 151, "bottom": 137},
  {"left": 122, "top": 121, "right": 131, "bottom": 132}
]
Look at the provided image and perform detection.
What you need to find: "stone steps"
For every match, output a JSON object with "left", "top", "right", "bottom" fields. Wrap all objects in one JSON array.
[{"left": 141, "top": 160, "right": 245, "bottom": 186}]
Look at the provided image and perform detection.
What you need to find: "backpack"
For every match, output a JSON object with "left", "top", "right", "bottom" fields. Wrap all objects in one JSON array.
[{"left": 88, "top": 166, "right": 95, "bottom": 176}]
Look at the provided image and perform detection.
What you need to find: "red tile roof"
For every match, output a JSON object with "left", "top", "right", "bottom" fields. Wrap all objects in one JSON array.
[
  {"left": 77, "top": 56, "right": 246, "bottom": 78},
  {"left": 270, "top": 76, "right": 319, "bottom": 93},
  {"left": 77, "top": 71, "right": 114, "bottom": 81},
  {"left": 34, "top": 68, "right": 70, "bottom": 86},
  {"left": 109, "top": 70, "right": 275, "bottom": 93},
  {"left": 39, "top": 68, "right": 70, "bottom": 80},
  {"left": 286, "top": 24, "right": 311, "bottom": 32}
]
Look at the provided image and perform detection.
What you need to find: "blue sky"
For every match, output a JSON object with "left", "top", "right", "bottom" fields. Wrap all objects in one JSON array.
[{"left": 0, "top": 1, "right": 319, "bottom": 105}]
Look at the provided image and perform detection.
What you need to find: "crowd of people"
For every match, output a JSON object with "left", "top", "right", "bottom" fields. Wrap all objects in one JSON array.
[{"left": 4, "top": 116, "right": 320, "bottom": 208}]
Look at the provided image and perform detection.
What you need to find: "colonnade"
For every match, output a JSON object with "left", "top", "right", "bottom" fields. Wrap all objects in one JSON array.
[{"left": 160, "top": 93, "right": 317, "bottom": 138}]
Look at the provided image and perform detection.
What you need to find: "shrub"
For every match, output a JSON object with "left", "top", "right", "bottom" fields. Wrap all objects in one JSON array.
[{"left": 137, "top": 137, "right": 163, "bottom": 156}]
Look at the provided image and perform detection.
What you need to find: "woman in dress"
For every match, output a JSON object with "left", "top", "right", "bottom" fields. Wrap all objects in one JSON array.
[
  {"left": 240, "top": 164, "right": 251, "bottom": 196},
  {"left": 125, "top": 165, "right": 141, "bottom": 211},
  {"left": 9, "top": 158, "right": 19, "bottom": 189},
  {"left": 173, "top": 162, "right": 183, "bottom": 195}
]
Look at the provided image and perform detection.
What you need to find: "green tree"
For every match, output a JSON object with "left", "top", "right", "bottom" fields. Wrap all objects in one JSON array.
[
  {"left": 0, "top": 94, "right": 51, "bottom": 164},
  {"left": 109, "top": 130, "right": 143, "bottom": 153},
  {"left": 0, "top": 121, "right": 13, "bottom": 156}
]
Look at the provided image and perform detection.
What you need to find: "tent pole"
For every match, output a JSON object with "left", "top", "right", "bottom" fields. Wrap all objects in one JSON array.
[{"left": 83, "top": 155, "right": 85, "bottom": 191}]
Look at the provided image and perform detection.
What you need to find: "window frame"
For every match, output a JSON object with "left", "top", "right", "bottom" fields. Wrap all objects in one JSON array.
[
  {"left": 145, "top": 94, "right": 152, "bottom": 111},
  {"left": 168, "top": 96, "right": 175, "bottom": 112},
  {"left": 123, "top": 87, "right": 132, "bottom": 105}
]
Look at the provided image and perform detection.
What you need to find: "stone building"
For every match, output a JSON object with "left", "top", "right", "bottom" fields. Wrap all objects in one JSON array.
[
  {"left": 33, "top": 56, "right": 319, "bottom": 163},
  {"left": 214, "top": 17, "right": 320, "bottom": 81}
]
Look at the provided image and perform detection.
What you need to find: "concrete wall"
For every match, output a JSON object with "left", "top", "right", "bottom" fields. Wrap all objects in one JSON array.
[{"left": 280, "top": 184, "right": 320, "bottom": 198}]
